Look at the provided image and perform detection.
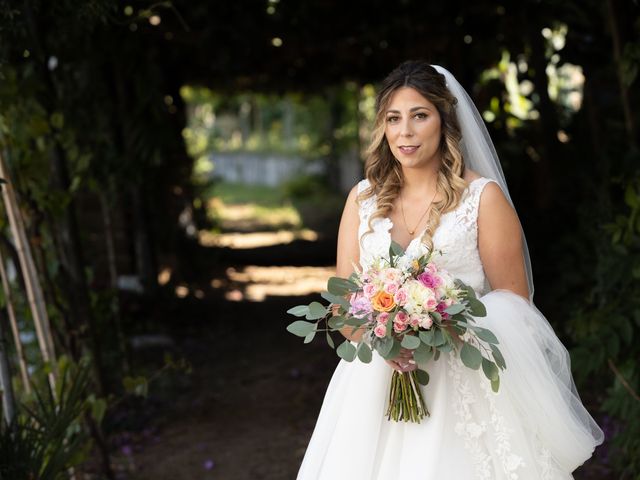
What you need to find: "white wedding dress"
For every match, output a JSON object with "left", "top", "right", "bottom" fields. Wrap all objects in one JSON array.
[{"left": 297, "top": 177, "right": 603, "bottom": 480}]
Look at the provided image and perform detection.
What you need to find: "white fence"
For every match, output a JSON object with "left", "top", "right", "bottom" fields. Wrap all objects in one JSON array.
[{"left": 209, "top": 151, "right": 361, "bottom": 193}]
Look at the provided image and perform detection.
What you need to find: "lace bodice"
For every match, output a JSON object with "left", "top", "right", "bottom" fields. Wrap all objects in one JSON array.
[{"left": 357, "top": 177, "right": 499, "bottom": 296}]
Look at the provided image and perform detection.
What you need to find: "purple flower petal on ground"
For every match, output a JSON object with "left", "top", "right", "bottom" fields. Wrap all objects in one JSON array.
[{"left": 203, "top": 459, "right": 215, "bottom": 470}]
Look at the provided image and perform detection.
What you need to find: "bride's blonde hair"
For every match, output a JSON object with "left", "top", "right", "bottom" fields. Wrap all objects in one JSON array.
[{"left": 359, "top": 60, "right": 467, "bottom": 251}]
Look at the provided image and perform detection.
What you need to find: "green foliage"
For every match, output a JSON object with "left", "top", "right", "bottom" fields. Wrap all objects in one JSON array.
[
  {"left": 569, "top": 173, "right": 640, "bottom": 475},
  {"left": 281, "top": 174, "right": 333, "bottom": 201},
  {"left": 0, "top": 357, "right": 94, "bottom": 480}
]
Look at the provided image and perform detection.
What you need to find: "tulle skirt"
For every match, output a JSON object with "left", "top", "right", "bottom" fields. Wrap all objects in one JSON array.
[{"left": 297, "top": 290, "right": 603, "bottom": 480}]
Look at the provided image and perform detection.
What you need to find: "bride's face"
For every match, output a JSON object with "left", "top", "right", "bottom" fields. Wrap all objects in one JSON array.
[{"left": 384, "top": 87, "right": 442, "bottom": 170}]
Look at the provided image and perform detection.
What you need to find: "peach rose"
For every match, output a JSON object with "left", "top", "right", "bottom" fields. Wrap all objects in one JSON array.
[{"left": 372, "top": 291, "right": 396, "bottom": 312}]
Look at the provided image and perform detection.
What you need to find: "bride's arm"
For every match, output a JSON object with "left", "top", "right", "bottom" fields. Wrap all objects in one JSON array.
[
  {"left": 477, "top": 182, "right": 530, "bottom": 300},
  {"left": 334, "top": 185, "right": 367, "bottom": 342}
]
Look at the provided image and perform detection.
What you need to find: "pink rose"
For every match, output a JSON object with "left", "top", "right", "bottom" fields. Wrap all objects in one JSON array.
[
  {"left": 382, "top": 268, "right": 402, "bottom": 284},
  {"left": 419, "top": 315, "right": 433, "bottom": 329},
  {"left": 385, "top": 283, "right": 399, "bottom": 295},
  {"left": 393, "top": 322, "right": 406, "bottom": 333},
  {"left": 363, "top": 283, "right": 377, "bottom": 298},
  {"left": 374, "top": 324, "right": 387, "bottom": 338},
  {"left": 393, "top": 311, "right": 408, "bottom": 333},
  {"left": 425, "top": 297, "right": 438, "bottom": 311},
  {"left": 417, "top": 272, "right": 439, "bottom": 289},
  {"left": 409, "top": 314, "right": 420, "bottom": 328},
  {"left": 377, "top": 312, "right": 390, "bottom": 324},
  {"left": 394, "top": 289, "right": 408, "bottom": 305}
]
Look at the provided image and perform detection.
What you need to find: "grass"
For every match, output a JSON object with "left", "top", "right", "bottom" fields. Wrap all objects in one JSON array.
[
  {"left": 203, "top": 182, "right": 288, "bottom": 208},
  {"left": 203, "top": 181, "right": 302, "bottom": 232}
]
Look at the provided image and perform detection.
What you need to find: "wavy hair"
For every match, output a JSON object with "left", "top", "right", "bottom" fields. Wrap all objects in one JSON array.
[{"left": 359, "top": 60, "right": 467, "bottom": 252}]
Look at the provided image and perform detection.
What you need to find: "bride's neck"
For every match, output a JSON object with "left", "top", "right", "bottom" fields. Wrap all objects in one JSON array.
[{"left": 400, "top": 164, "right": 440, "bottom": 198}]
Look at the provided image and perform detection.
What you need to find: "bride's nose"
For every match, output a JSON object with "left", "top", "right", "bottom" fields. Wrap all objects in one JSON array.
[{"left": 400, "top": 119, "right": 414, "bottom": 137}]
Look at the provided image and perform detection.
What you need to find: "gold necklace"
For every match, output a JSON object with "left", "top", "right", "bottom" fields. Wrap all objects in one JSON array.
[{"left": 400, "top": 186, "right": 438, "bottom": 235}]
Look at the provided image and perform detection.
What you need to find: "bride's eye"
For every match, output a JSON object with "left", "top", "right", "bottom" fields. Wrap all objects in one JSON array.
[
  {"left": 415, "top": 112, "right": 428, "bottom": 119},
  {"left": 386, "top": 116, "right": 400, "bottom": 123}
]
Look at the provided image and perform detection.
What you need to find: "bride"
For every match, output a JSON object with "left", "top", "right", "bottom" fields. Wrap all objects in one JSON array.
[{"left": 296, "top": 61, "right": 603, "bottom": 479}]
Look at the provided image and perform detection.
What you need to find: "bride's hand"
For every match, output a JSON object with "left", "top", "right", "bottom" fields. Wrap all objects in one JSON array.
[{"left": 386, "top": 347, "right": 417, "bottom": 372}]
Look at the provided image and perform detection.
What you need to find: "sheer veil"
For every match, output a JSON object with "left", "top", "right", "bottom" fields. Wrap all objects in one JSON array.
[
  {"left": 432, "top": 65, "right": 605, "bottom": 459},
  {"left": 432, "top": 65, "right": 535, "bottom": 303}
]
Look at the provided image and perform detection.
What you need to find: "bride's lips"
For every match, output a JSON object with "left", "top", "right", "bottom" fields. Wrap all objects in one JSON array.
[{"left": 398, "top": 145, "right": 420, "bottom": 155}]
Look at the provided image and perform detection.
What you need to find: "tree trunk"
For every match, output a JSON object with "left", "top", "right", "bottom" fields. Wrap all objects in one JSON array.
[
  {"left": 0, "top": 152, "right": 57, "bottom": 389},
  {"left": 0, "top": 311, "right": 17, "bottom": 424},
  {"left": 0, "top": 245, "right": 31, "bottom": 394}
]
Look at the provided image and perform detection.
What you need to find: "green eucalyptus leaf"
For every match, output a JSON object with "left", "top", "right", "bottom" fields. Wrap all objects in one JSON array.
[
  {"left": 286, "top": 320, "right": 315, "bottom": 337},
  {"left": 326, "top": 332, "right": 335, "bottom": 349},
  {"left": 401, "top": 334, "right": 421, "bottom": 350},
  {"left": 389, "top": 240, "right": 405, "bottom": 257},
  {"left": 491, "top": 376, "right": 500, "bottom": 393},
  {"left": 376, "top": 336, "right": 394, "bottom": 357},
  {"left": 467, "top": 297, "right": 487, "bottom": 317},
  {"left": 304, "top": 329, "right": 317, "bottom": 344},
  {"left": 287, "top": 305, "right": 309, "bottom": 317},
  {"left": 413, "top": 344, "right": 433, "bottom": 365},
  {"left": 433, "top": 329, "right": 445, "bottom": 347},
  {"left": 337, "top": 340, "right": 357, "bottom": 362},
  {"left": 357, "top": 342, "right": 373, "bottom": 363},
  {"left": 444, "top": 303, "right": 465, "bottom": 315},
  {"left": 464, "top": 285, "right": 477, "bottom": 299},
  {"left": 344, "top": 316, "right": 367, "bottom": 327},
  {"left": 415, "top": 369, "right": 430, "bottom": 386},
  {"left": 321, "top": 291, "right": 351, "bottom": 310},
  {"left": 490, "top": 344, "right": 507, "bottom": 369},
  {"left": 419, "top": 329, "right": 435, "bottom": 346},
  {"left": 460, "top": 342, "right": 482, "bottom": 370},
  {"left": 328, "top": 277, "right": 359, "bottom": 295},
  {"left": 473, "top": 326, "right": 499, "bottom": 344},
  {"left": 306, "top": 302, "right": 328, "bottom": 320},
  {"left": 385, "top": 338, "right": 402, "bottom": 360},
  {"left": 482, "top": 357, "right": 499, "bottom": 381},
  {"left": 327, "top": 315, "right": 346, "bottom": 329}
]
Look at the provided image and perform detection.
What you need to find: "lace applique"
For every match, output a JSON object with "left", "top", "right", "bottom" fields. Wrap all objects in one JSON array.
[
  {"left": 448, "top": 353, "right": 493, "bottom": 480},
  {"left": 356, "top": 177, "right": 499, "bottom": 295},
  {"left": 532, "top": 429, "right": 565, "bottom": 479},
  {"left": 478, "top": 374, "right": 526, "bottom": 479},
  {"left": 536, "top": 443, "right": 554, "bottom": 480}
]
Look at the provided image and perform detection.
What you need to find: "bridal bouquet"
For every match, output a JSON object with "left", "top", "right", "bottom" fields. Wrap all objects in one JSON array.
[{"left": 286, "top": 241, "right": 506, "bottom": 423}]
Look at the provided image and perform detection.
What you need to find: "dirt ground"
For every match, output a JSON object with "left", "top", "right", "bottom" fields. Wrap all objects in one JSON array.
[{"left": 107, "top": 234, "right": 338, "bottom": 480}]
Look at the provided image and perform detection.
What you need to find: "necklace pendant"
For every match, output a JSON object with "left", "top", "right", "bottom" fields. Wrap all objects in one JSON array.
[{"left": 409, "top": 230, "right": 415, "bottom": 235}]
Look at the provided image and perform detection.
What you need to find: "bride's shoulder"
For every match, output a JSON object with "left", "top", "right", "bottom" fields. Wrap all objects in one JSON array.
[{"left": 463, "top": 168, "right": 482, "bottom": 183}]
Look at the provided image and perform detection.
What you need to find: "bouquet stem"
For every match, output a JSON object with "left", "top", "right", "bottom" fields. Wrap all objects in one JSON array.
[{"left": 386, "top": 370, "right": 430, "bottom": 423}]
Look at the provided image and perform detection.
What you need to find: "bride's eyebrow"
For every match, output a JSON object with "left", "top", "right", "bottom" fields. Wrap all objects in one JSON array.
[{"left": 386, "top": 106, "right": 431, "bottom": 114}]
